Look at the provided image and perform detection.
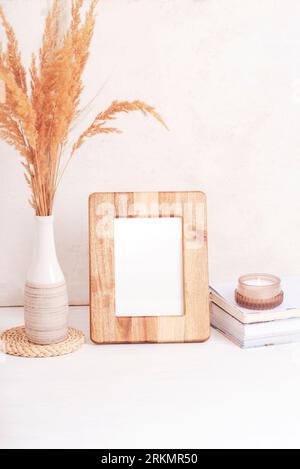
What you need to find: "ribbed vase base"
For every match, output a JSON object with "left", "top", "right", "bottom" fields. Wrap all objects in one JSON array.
[{"left": 24, "top": 281, "right": 69, "bottom": 345}]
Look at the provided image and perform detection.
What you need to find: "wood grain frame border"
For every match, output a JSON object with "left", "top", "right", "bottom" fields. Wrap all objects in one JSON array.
[{"left": 89, "top": 191, "right": 210, "bottom": 344}]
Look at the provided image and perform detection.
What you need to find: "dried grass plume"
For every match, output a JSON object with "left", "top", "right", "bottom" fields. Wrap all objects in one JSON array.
[{"left": 0, "top": 0, "right": 167, "bottom": 215}]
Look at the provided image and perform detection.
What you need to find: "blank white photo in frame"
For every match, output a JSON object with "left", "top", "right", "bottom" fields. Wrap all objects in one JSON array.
[{"left": 114, "top": 217, "right": 184, "bottom": 317}]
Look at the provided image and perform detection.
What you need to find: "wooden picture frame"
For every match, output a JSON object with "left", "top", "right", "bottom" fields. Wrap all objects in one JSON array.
[{"left": 89, "top": 191, "right": 210, "bottom": 344}]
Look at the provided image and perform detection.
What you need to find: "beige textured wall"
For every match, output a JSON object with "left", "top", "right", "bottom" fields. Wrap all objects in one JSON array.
[{"left": 1, "top": 0, "right": 300, "bottom": 305}]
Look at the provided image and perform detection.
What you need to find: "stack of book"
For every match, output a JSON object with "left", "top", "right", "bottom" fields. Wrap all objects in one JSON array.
[{"left": 210, "top": 277, "right": 300, "bottom": 348}]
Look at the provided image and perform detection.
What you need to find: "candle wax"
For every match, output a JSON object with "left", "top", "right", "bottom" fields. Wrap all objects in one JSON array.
[{"left": 244, "top": 277, "right": 274, "bottom": 287}]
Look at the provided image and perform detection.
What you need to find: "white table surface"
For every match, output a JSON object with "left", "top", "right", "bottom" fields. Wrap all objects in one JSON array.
[{"left": 1, "top": 306, "right": 300, "bottom": 449}]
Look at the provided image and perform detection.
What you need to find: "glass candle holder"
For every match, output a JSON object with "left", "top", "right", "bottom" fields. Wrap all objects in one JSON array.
[{"left": 235, "top": 274, "right": 284, "bottom": 310}]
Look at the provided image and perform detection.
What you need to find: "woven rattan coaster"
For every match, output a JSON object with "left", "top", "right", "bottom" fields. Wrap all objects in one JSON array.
[{"left": 0, "top": 327, "right": 84, "bottom": 358}]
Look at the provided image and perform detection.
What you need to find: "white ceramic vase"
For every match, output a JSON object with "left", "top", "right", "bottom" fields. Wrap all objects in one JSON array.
[{"left": 24, "top": 216, "right": 69, "bottom": 345}]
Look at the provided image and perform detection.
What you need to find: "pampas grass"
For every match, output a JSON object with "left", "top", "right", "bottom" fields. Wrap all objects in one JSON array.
[{"left": 0, "top": 0, "right": 166, "bottom": 215}]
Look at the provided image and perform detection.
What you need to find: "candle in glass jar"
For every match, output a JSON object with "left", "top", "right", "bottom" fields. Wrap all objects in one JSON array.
[{"left": 235, "top": 274, "right": 283, "bottom": 310}]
